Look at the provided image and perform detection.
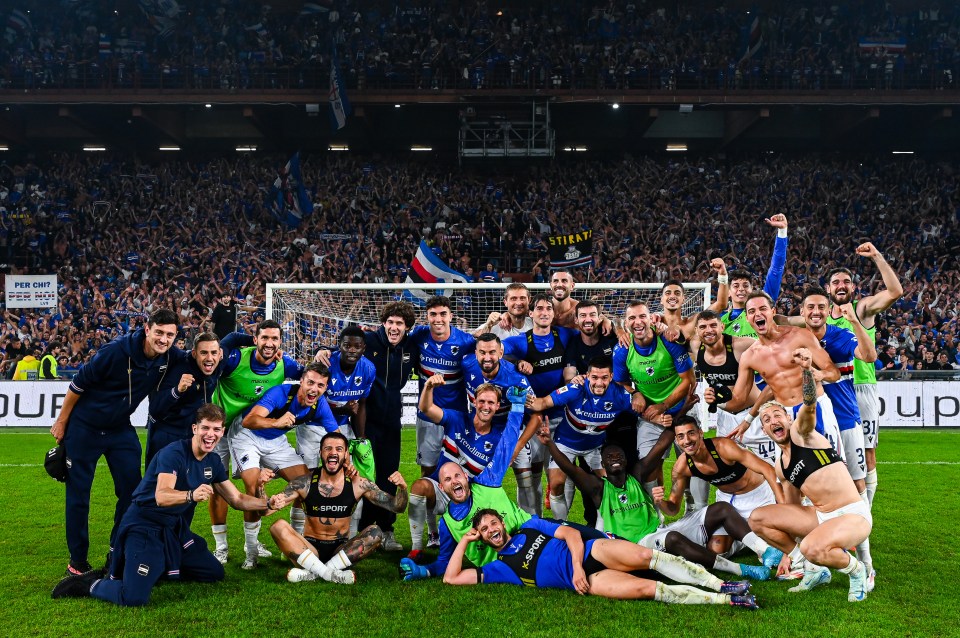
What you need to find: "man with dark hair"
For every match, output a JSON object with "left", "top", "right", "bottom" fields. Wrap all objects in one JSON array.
[
  {"left": 406, "top": 295, "right": 476, "bottom": 546},
  {"left": 146, "top": 331, "right": 253, "bottom": 466},
  {"left": 50, "top": 308, "right": 186, "bottom": 576},
  {"left": 211, "top": 318, "right": 305, "bottom": 565},
  {"left": 443, "top": 509, "right": 757, "bottom": 609},
  {"left": 356, "top": 301, "right": 418, "bottom": 551},
  {"left": 39, "top": 341, "right": 63, "bottom": 379},
  {"left": 51, "top": 404, "right": 292, "bottom": 605},
  {"left": 270, "top": 431, "right": 409, "bottom": 584},
  {"left": 719, "top": 214, "right": 789, "bottom": 338},
  {"left": 209, "top": 293, "right": 239, "bottom": 341}
]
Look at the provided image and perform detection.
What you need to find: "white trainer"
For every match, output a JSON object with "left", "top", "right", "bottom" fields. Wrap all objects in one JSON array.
[{"left": 287, "top": 568, "right": 319, "bottom": 583}]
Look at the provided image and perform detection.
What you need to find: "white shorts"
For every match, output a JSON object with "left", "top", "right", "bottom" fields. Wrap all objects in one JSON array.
[
  {"left": 513, "top": 416, "right": 560, "bottom": 469},
  {"left": 716, "top": 408, "right": 777, "bottom": 466},
  {"left": 639, "top": 508, "right": 709, "bottom": 550},
  {"left": 839, "top": 426, "right": 867, "bottom": 481},
  {"left": 636, "top": 418, "right": 672, "bottom": 461},
  {"left": 856, "top": 384, "right": 879, "bottom": 449},
  {"left": 421, "top": 477, "right": 452, "bottom": 516},
  {"left": 230, "top": 427, "right": 304, "bottom": 475},
  {"left": 816, "top": 499, "right": 873, "bottom": 530},
  {"left": 295, "top": 423, "right": 336, "bottom": 469},
  {"left": 547, "top": 440, "right": 603, "bottom": 472},
  {"left": 214, "top": 437, "right": 232, "bottom": 476},
  {"left": 715, "top": 480, "right": 777, "bottom": 523},
  {"left": 415, "top": 415, "right": 444, "bottom": 467}
]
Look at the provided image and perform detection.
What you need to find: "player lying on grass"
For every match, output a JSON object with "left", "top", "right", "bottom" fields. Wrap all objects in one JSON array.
[
  {"left": 442, "top": 509, "right": 758, "bottom": 610},
  {"left": 51, "top": 404, "right": 295, "bottom": 605}
]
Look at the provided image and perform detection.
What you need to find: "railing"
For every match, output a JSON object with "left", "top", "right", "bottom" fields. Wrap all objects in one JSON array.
[{"left": 2, "top": 61, "right": 957, "bottom": 94}]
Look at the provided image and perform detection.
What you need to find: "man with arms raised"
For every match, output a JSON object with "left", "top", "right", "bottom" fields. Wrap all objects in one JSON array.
[
  {"left": 407, "top": 374, "right": 510, "bottom": 560},
  {"left": 721, "top": 293, "right": 842, "bottom": 455},
  {"left": 720, "top": 214, "right": 789, "bottom": 338},
  {"left": 613, "top": 301, "right": 694, "bottom": 506},
  {"left": 658, "top": 259, "right": 729, "bottom": 342},
  {"left": 234, "top": 362, "right": 330, "bottom": 569},
  {"left": 210, "top": 319, "right": 305, "bottom": 564},
  {"left": 749, "top": 351, "right": 872, "bottom": 602},
  {"left": 51, "top": 404, "right": 292, "bottom": 604},
  {"left": 825, "top": 243, "right": 903, "bottom": 509},
  {"left": 443, "top": 509, "right": 757, "bottom": 609},
  {"left": 270, "top": 432, "right": 409, "bottom": 584}
]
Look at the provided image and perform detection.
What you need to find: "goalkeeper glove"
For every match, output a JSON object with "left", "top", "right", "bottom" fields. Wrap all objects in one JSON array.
[{"left": 399, "top": 558, "right": 429, "bottom": 581}]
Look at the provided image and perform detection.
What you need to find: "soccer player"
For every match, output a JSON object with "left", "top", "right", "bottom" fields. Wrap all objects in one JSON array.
[
  {"left": 146, "top": 331, "right": 252, "bottom": 467},
  {"left": 721, "top": 292, "right": 842, "bottom": 454},
  {"left": 270, "top": 432, "right": 409, "bottom": 584},
  {"left": 356, "top": 301, "right": 418, "bottom": 551},
  {"left": 50, "top": 308, "right": 185, "bottom": 576},
  {"left": 719, "top": 214, "right": 789, "bottom": 338},
  {"left": 51, "top": 404, "right": 292, "bottom": 605},
  {"left": 503, "top": 294, "right": 579, "bottom": 515},
  {"left": 658, "top": 259, "right": 729, "bottom": 342},
  {"left": 232, "top": 364, "right": 328, "bottom": 570},
  {"left": 748, "top": 351, "right": 873, "bottom": 602},
  {"left": 526, "top": 355, "right": 633, "bottom": 521},
  {"left": 657, "top": 417, "right": 785, "bottom": 555},
  {"left": 476, "top": 282, "right": 534, "bottom": 338},
  {"left": 443, "top": 509, "right": 758, "bottom": 610},
  {"left": 549, "top": 270, "right": 580, "bottom": 328},
  {"left": 209, "top": 319, "right": 304, "bottom": 565},
  {"left": 825, "top": 242, "right": 903, "bottom": 509},
  {"left": 691, "top": 310, "right": 774, "bottom": 464},
  {"left": 407, "top": 295, "right": 476, "bottom": 546},
  {"left": 613, "top": 301, "right": 694, "bottom": 504},
  {"left": 408, "top": 375, "right": 507, "bottom": 560}
]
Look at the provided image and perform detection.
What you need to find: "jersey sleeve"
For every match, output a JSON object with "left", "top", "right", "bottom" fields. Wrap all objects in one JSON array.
[
  {"left": 220, "top": 347, "right": 244, "bottom": 376},
  {"left": 830, "top": 325, "right": 859, "bottom": 359},
  {"left": 474, "top": 408, "right": 523, "bottom": 488},
  {"left": 549, "top": 383, "right": 581, "bottom": 406},
  {"left": 662, "top": 338, "right": 694, "bottom": 373},
  {"left": 479, "top": 560, "right": 521, "bottom": 586},
  {"left": 520, "top": 516, "right": 562, "bottom": 536},
  {"left": 763, "top": 233, "right": 788, "bottom": 302},
  {"left": 501, "top": 335, "right": 525, "bottom": 359},
  {"left": 220, "top": 331, "right": 254, "bottom": 351},
  {"left": 253, "top": 385, "right": 287, "bottom": 414},
  {"left": 612, "top": 344, "right": 630, "bottom": 383},
  {"left": 283, "top": 355, "right": 305, "bottom": 380},
  {"left": 425, "top": 518, "right": 456, "bottom": 577},
  {"left": 210, "top": 452, "right": 230, "bottom": 484},
  {"left": 309, "top": 396, "right": 340, "bottom": 432},
  {"left": 70, "top": 338, "right": 118, "bottom": 393},
  {"left": 153, "top": 443, "right": 186, "bottom": 478},
  {"left": 557, "top": 326, "right": 578, "bottom": 346}
]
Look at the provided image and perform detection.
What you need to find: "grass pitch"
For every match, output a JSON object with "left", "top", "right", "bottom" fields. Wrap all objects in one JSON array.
[{"left": 2, "top": 428, "right": 958, "bottom": 637}]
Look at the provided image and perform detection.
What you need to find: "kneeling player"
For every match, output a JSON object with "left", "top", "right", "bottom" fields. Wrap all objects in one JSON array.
[
  {"left": 443, "top": 510, "right": 757, "bottom": 610},
  {"left": 269, "top": 432, "right": 408, "bottom": 584}
]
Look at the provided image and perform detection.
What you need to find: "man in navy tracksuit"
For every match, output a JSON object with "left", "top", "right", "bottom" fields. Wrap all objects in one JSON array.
[
  {"left": 50, "top": 309, "right": 187, "bottom": 576},
  {"left": 51, "top": 404, "right": 292, "bottom": 606},
  {"left": 356, "top": 301, "right": 418, "bottom": 550},
  {"left": 145, "top": 331, "right": 253, "bottom": 467}
]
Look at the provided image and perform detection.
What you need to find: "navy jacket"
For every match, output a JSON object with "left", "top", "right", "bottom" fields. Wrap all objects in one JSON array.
[
  {"left": 69, "top": 330, "right": 187, "bottom": 431},
  {"left": 363, "top": 327, "right": 416, "bottom": 429},
  {"left": 148, "top": 332, "right": 253, "bottom": 435}
]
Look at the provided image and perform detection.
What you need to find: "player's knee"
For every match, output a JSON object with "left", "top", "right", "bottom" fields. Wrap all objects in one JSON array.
[
  {"left": 363, "top": 525, "right": 384, "bottom": 544},
  {"left": 663, "top": 531, "right": 684, "bottom": 553},
  {"left": 269, "top": 519, "right": 292, "bottom": 539},
  {"left": 798, "top": 538, "right": 824, "bottom": 564},
  {"left": 411, "top": 478, "right": 434, "bottom": 498},
  {"left": 122, "top": 588, "right": 152, "bottom": 607},
  {"left": 747, "top": 505, "right": 773, "bottom": 530}
]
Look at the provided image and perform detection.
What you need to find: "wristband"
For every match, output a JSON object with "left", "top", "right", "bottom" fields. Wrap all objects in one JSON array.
[
  {"left": 777, "top": 228, "right": 788, "bottom": 238},
  {"left": 717, "top": 275, "right": 728, "bottom": 285},
  {"left": 186, "top": 489, "right": 193, "bottom": 503}
]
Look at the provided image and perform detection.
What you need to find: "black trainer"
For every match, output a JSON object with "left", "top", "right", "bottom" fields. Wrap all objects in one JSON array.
[
  {"left": 51, "top": 570, "right": 101, "bottom": 599},
  {"left": 64, "top": 560, "right": 93, "bottom": 577}
]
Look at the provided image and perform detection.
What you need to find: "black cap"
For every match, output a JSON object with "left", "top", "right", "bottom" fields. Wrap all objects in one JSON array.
[{"left": 44, "top": 445, "right": 69, "bottom": 482}]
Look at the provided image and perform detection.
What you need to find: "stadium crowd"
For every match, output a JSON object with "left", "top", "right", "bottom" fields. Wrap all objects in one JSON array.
[
  {"left": 2, "top": 152, "right": 959, "bottom": 377},
  {"left": 2, "top": 0, "right": 958, "bottom": 92}
]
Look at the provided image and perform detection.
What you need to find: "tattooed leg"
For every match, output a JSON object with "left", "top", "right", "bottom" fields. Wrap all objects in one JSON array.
[{"left": 328, "top": 525, "right": 385, "bottom": 570}]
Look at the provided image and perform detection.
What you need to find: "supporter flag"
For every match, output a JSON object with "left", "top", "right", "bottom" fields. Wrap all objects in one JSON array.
[
  {"left": 739, "top": 12, "right": 763, "bottom": 64},
  {"left": 329, "top": 46, "right": 351, "bottom": 131},
  {"left": 99, "top": 33, "right": 112, "bottom": 57},
  {"left": 301, "top": 2, "right": 331, "bottom": 14},
  {"left": 6, "top": 9, "right": 31, "bottom": 33},
  {"left": 269, "top": 152, "right": 314, "bottom": 228},
  {"left": 404, "top": 240, "right": 472, "bottom": 305},
  {"left": 546, "top": 229, "right": 594, "bottom": 268},
  {"left": 137, "top": 0, "right": 180, "bottom": 33}
]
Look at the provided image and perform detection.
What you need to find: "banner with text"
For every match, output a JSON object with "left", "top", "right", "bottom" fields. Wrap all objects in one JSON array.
[
  {"left": 5, "top": 274, "right": 58, "bottom": 308},
  {"left": 0, "top": 381, "right": 148, "bottom": 427},
  {"left": 546, "top": 230, "right": 593, "bottom": 268}
]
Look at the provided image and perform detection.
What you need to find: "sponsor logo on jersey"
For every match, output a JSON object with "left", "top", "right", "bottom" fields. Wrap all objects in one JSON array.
[
  {"left": 331, "top": 378, "right": 337, "bottom": 386},
  {"left": 557, "top": 385, "right": 568, "bottom": 394}
]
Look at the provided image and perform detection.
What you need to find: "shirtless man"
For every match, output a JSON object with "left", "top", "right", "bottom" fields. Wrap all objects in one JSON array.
[
  {"left": 748, "top": 351, "right": 872, "bottom": 602},
  {"left": 269, "top": 432, "right": 409, "bottom": 584},
  {"left": 719, "top": 292, "right": 842, "bottom": 456}
]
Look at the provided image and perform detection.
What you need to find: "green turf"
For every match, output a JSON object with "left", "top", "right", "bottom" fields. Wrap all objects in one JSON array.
[{"left": 2, "top": 428, "right": 958, "bottom": 637}]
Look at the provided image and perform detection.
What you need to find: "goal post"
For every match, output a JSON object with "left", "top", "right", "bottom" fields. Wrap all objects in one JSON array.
[{"left": 266, "top": 282, "right": 712, "bottom": 362}]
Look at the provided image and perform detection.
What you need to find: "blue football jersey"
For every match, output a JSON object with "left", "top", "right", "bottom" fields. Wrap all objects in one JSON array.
[
  {"left": 409, "top": 325, "right": 476, "bottom": 414},
  {"left": 325, "top": 352, "right": 377, "bottom": 428},
  {"left": 551, "top": 381, "right": 634, "bottom": 452},
  {"left": 462, "top": 356, "right": 531, "bottom": 427}
]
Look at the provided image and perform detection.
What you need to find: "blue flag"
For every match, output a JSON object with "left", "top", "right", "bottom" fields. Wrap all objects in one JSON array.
[
  {"left": 268, "top": 152, "right": 313, "bottom": 228},
  {"left": 329, "top": 47, "right": 351, "bottom": 131}
]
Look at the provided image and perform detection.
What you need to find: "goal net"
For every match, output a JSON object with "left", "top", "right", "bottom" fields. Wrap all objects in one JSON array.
[{"left": 266, "top": 282, "right": 711, "bottom": 362}]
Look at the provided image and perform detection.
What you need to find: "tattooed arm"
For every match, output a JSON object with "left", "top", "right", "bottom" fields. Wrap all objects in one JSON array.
[
  {"left": 359, "top": 472, "right": 409, "bottom": 513},
  {"left": 793, "top": 348, "right": 818, "bottom": 438}
]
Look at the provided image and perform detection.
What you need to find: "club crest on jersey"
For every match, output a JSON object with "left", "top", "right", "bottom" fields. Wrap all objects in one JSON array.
[
  {"left": 819, "top": 340, "right": 827, "bottom": 348},
  {"left": 354, "top": 376, "right": 363, "bottom": 386},
  {"left": 603, "top": 347, "right": 612, "bottom": 355},
  {"left": 618, "top": 493, "right": 629, "bottom": 505},
  {"left": 402, "top": 353, "right": 411, "bottom": 363},
  {"left": 450, "top": 345, "right": 460, "bottom": 356},
  {"left": 254, "top": 386, "right": 265, "bottom": 396},
  {"left": 645, "top": 366, "right": 655, "bottom": 376},
  {"left": 137, "top": 564, "right": 150, "bottom": 577},
  {"left": 604, "top": 402, "right": 613, "bottom": 411},
  {"left": 733, "top": 323, "right": 742, "bottom": 333},
  {"left": 204, "top": 467, "right": 213, "bottom": 480},
  {"left": 484, "top": 441, "right": 493, "bottom": 452}
]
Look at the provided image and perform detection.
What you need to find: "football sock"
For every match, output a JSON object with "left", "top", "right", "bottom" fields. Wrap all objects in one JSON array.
[
  {"left": 865, "top": 468, "right": 878, "bottom": 507},
  {"left": 741, "top": 532, "right": 769, "bottom": 559},
  {"left": 297, "top": 549, "right": 333, "bottom": 580},
  {"left": 327, "top": 550, "right": 352, "bottom": 571},
  {"left": 655, "top": 582, "right": 727, "bottom": 605},
  {"left": 212, "top": 524, "right": 228, "bottom": 551},
  {"left": 408, "top": 494, "right": 427, "bottom": 551},
  {"left": 713, "top": 555, "right": 742, "bottom": 576},
  {"left": 290, "top": 508, "right": 305, "bottom": 535},
  {"left": 650, "top": 550, "right": 724, "bottom": 591},
  {"left": 243, "top": 521, "right": 261, "bottom": 556},
  {"left": 549, "top": 494, "right": 569, "bottom": 521}
]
